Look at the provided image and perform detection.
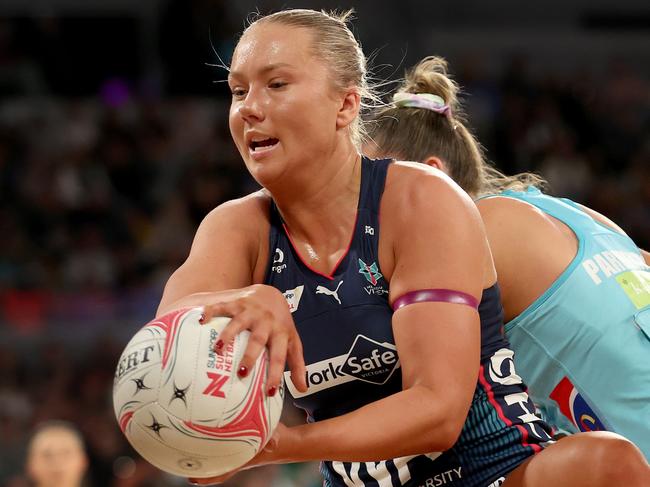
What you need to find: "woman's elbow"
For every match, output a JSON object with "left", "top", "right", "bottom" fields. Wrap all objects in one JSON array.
[
  {"left": 430, "top": 417, "right": 465, "bottom": 451},
  {"left": 421, "top": 400, "right": 469, "bottom": 452}
]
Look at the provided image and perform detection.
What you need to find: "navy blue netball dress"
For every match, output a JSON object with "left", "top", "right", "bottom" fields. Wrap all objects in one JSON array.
[{"left": 264, "top": 157, "right": 552, "bottom": 487}]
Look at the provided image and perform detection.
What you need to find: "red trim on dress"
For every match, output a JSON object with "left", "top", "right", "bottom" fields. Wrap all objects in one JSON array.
[
  {"left": 281, "top": 212, "right": 359, "bottom": 281},
  {"left": 477, "top": 365, "right": 542, "bottom": 454}
]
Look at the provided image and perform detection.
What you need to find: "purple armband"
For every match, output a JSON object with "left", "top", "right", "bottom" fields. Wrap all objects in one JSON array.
[{"left": 392, "top": 289, "right": 479, "bottom": 311}]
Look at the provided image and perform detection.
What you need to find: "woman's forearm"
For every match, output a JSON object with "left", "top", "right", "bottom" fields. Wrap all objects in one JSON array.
[
  {"left": 275, "top": 385, "right": 463, "bottom": 464},
  {"left": 157, "top": 289, "right": 248, "bottom": 316}
]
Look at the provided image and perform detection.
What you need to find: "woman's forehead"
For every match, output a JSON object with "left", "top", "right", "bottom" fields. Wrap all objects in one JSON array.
[
  {"left": 231, "top": 24, "right": 314, "bottom": 72},
  {"left": 31, "top": 429, "right": 84, "bottom": 451}
]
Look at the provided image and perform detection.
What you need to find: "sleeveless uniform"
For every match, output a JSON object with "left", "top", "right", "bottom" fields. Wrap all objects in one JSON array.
[
  {"left": 484, "top": 187, "right": 650, "bottom": 458},
  {"left": 264, "top": 158, "right": 552, "bottom": 487}
]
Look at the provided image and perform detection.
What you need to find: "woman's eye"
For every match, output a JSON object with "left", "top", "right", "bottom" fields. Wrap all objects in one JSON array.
[
  {"left": 269, "top": 81, "right": 287, "bottom": 89},
  {"left": 231, "top": 88, "right": 246, "bottom": 97}
]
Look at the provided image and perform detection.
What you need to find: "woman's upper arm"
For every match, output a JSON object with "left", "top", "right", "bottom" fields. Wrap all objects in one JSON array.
[
  {"left": 383, "top": 165, "right": 488, "bottom": 431},
  {"left": 642, "top": 249, "right": 650, "bottom": 266},
  {"left": 386, "top": 165, "right": 487, "bottom": 303},
  {"left": 575, "top": 202, "right": 629, "bottom": 236},
  {"left": 157, "top": 195, "right": 266, "bottom": 314},
  {"left": 575, "top": 203, "right": 650, "bottom": 264}
]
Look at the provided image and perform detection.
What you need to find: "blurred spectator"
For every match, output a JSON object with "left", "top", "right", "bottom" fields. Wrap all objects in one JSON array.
[{"left": 25, "top": 421, "right": 89, "bottom": 487}]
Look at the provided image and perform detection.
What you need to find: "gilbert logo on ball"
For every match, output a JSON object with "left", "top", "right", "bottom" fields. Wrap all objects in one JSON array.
[{"left": 113, "top": 307, "right": 283, "bottom": 477}]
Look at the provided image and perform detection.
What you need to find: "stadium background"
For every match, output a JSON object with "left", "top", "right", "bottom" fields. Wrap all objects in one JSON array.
[{"left": 0, "top": 0, "right": 647, "bottom": 485}]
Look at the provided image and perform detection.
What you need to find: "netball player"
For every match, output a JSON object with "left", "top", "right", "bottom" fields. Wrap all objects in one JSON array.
[
  {"left": 156, "top": 10, "right": 649, "bottom": 486},
  {"left": 26, "top": 421, "right": 88, "bottom": 487},
  {"left": 366, "top": 56, "right": 650, "bottom": 458}
]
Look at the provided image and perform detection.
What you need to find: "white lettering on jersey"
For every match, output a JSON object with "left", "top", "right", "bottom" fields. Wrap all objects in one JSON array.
[
  {"left": 593, "top": 254, "right": 615, "bottom": 278},
  {"left": 284, "top": 354, "right": 353, "bottom": 398},
  {"left": 582, "top": 250, "right": 645, "bottom": 285},
  {"left": 488, "top": 349, "right": 549, "bottom": 440},
  {"left": 602, "top": 251, "right": 624, "bottom": 273},
  {"left": 282, "top": 285, "right": 304, "bottom": 313},
  {"left": 504, "top": 392, "right": 548, "bottom": 440},
  {"left": 284, "top": 335, "right": 401, "bottom": 398},
  {"left": 365, "top": 461, "right": 392, "bottom": 486},
  {"left": 487, "top": 477, "right": 506, "bottom": 487},
  {"left": 332, "top": 456, "right": 417, "bottom": 486},
  {"left": 332, "top": 461, "right": 357, "bottom": 487},
  {"left": 582, "top": 260, "right": 602, "bottom": 284},
  {"left": 395, "top": 455, "right": 416, "bottom": 484},
  {"left": 488, "top": 348, "right": 523, "bottom": 386},
  {"left": 423, "top": 467, "right": 463, "bottom": 486},
  {"left": 272, "top": 248, "right": 287, "bottom": 274}
]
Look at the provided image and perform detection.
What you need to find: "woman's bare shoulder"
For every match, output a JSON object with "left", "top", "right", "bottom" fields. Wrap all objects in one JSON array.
[
  {"left": 476, "top": 195, "right": 552, "bottom": 233},
  {"left": 385, "top": 161, "right": 472, "bottom": 208},
  {"left": 187, "top": 190, "right": 273, "bottom": 271},
  {"left": 197, "top": 190, "right": 272, "bottom": 239},
  {"left": 209, "top": 189, "right": 271, "bottom": 220},
  {"left": 475, "top": 194, "right": 577, "bottom": 269}
]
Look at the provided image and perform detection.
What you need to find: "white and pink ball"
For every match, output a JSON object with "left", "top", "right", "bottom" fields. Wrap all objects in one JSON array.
[{"left": 112, "top": 307, "right": 283, "bottom": 477}]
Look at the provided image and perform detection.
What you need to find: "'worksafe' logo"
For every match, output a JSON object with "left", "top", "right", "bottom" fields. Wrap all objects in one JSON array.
[
  {"left": 340, "top": 335, "right": 399, "bottom": 385},
  {"left": 283, "top": 335, "right": 400, "bottom": 398}
]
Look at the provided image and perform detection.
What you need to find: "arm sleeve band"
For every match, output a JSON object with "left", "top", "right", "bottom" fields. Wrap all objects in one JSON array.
[{"left": 392, "top": 289, "right": 479, "bottom": 311}]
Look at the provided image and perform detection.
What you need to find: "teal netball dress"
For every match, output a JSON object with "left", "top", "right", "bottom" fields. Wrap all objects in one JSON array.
[{"left": 485, "top": 187, "right": 650, "bottom": 458}]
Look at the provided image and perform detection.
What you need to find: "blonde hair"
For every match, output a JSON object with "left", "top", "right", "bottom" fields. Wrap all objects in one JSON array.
[
  {"left": 368, "top": 56, "right": 546, "bottom": 197},
  {"left": 241, "top": 9, "right": 377, "bottom": 151}
]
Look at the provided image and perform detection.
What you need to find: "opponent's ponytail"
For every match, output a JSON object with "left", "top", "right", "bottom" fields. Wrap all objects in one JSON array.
[{"left": 368, "top": 56, "right": 545, "bottom": 196}]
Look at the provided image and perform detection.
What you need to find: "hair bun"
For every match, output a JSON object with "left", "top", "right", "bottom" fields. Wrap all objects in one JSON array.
[{"left": 397, "top": 56, "right": 459, "bottom": 111}]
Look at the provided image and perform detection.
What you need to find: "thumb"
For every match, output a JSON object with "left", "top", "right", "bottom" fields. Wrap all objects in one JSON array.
[{"left": 264, "top": 423, "right": 286, "bottom": 453}]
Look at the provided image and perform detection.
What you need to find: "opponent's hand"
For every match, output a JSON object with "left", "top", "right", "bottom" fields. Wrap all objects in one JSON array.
[
  {"left": 200, "top": 284, "right": 307, "bottom": 395},
  {"left": 188, "top": 423, "right": 291, "bottom": 485}
]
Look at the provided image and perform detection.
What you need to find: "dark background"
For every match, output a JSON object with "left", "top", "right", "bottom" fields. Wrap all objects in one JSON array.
[{"left": 0, "top": 1, "right": 648, "bottom": 485}]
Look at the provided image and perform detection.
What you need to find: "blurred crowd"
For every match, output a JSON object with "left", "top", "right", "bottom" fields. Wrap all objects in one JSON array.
[{"left": 0, "top": 5, "right": 648, "bottom": 487}]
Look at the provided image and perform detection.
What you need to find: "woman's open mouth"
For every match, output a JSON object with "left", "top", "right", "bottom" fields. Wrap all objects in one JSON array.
[{"left": 249, "top": 138, "right": 279, "bottom": 157}]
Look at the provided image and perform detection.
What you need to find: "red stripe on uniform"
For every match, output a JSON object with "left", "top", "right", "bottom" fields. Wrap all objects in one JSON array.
[
  {"left": 281, "top": 212, "right": 359, "bottom": 281},
  {"left": 477, "top": 365, "right": 542, "bottom": 454}
]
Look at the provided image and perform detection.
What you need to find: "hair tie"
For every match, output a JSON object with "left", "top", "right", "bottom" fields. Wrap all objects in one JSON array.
[{"left": 392, "top": 92, "right": 452, "bottom": 117}]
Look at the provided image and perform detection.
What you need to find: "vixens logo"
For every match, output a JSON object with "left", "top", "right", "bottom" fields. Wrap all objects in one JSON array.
[{"left": 358, "top": 258, "right": 383, "bottom": 285}]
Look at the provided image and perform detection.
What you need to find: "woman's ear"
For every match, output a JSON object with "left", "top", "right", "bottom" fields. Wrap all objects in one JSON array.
[
  {"left": 424, "top": 156, "right": 447, "bottom": 173},
  {"left": 336, "top": 89, "right": 361, "bottom": 130}
]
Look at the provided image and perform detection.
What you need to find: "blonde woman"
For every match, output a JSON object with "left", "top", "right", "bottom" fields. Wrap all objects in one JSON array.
[{"left": 157, "top": 10, "right": 649, "bottom": 487}]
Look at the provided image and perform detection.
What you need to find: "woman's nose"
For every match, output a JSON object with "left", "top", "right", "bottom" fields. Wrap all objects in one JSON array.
[{"left": 237, "top": 93, "right": 264, "bottom": 123}]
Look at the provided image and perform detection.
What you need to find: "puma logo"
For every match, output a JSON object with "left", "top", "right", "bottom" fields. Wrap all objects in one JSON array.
[{"left": 316, "top": 280, "right": 343, "bottom": 305}]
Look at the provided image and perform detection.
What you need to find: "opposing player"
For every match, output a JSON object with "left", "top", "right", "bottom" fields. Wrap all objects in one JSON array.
[
  {"left": 366, "top": 56, "right": 650, "bottom": 457},
  {"left": 26, "top": 421, "right": 88, "bottom": 487},
  {"left": 157, "top": 9, "right": 649, "bottom": 486}
]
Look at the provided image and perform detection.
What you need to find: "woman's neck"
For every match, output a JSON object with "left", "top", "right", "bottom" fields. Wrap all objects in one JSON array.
[{"left": 272, "top": 147, "right": 362, "bottom": 250}]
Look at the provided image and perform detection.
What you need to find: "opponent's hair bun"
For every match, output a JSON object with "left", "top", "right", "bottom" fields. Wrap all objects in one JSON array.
[{"left": 397, "top": 56, "right": 459, "bottom": 112}]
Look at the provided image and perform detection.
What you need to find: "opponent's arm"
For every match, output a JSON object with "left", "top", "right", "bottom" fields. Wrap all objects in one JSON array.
[
  {"left": 576, "top": 203, "right": 628, "bottom": 237},
  {"left": 641, "top": 249, "right": 650, "bottom": 266},
  {"left": 233, "top": 167, "right": 483, "bottom": 467},
  {"left": 575, "top": 203, "right": 650, "bottom": 265}
]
